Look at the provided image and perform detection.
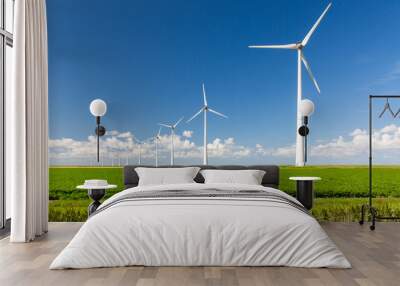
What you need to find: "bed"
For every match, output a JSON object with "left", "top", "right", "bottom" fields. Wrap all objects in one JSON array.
[{"left": 50, "top": 165, "right": 350, "bottom": 269}]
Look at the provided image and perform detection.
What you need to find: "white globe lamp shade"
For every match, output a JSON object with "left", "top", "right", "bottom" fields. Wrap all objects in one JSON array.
[
  {"left": 90, "top": 99, "right": 107, "bottom": 117},
  {"left": 300, "top": 99, "right": 315, "bottom": 116}
]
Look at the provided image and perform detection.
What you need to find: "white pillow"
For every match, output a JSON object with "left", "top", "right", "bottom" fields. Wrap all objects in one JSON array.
[
  {"left": 135, "top": 167, "right": 201, "bottom": 186},
  {"left": 200, "top": 169, "right": 266, "bottom": 185}
]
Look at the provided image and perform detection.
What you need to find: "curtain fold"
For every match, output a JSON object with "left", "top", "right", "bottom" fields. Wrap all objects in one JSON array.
[{"left": 9, "top": 0, "right": 48, "bottom": 242}]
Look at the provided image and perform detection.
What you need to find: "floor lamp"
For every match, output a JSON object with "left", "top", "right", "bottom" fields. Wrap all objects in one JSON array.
[
  {"left": 298, "top": 99, "right": 315, "bottom": 164},
  {"left": 90, "top": 99, "right": 107, "bottom": 162}
]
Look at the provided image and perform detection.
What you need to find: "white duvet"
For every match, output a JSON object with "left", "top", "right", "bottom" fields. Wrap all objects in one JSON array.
[{"left": 50, "top": 183, "right": 351, "bottom": 269}]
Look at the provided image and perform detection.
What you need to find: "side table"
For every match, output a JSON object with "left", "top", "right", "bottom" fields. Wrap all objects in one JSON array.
[
  {"left": 77, "top": 183, "right": 117, "bottom": 216},
  {"left": 289, "top": 177, "right": 321, "bottom": 210}
]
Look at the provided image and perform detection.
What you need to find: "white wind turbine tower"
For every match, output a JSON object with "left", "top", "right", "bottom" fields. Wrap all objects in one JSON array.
[
  {"left": 187, "top": 83, "right": 228, "bottom": 165},
  {"left": 134, "top": 138, "right": 145, "bottom": 165},
  {"left": 138, "top": 142, "right": 142, "bottom": 164},
  {"left": 158, "top": 117, "right": 184, "bottom": 166},
  {"left": 152, "top": 127, "right": 162, "bottom": 167},
  {"left": 249, "top": 3, "right": 331, "bottom": 166}
]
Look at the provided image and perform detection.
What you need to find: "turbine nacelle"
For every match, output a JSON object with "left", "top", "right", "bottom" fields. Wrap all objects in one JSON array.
[
  {"left": 155, "top": 127, "right": 162, "bottom": 140},
  {"left": 158, "top": 117, "right": 184, "bottom": 131}
]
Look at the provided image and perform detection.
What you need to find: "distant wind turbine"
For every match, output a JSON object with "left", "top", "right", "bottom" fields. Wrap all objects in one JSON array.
[
  {"left": 152, "top": 127, "right": 162, "bottom": 167},
  {"left": 187, "top": 83, "right": 227, "bottom": 165},
  {"left": 159, "top": 117, "right": 184, "bottom": 165},
  {"left": 249, "top": 2, "right": 332, "bottom": 166},
  {"left": 134, "top": 138, "right": 145, "bottom": 165}
]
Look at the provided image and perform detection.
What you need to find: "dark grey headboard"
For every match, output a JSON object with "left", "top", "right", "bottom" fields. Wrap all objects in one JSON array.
[{"left": 123, "top": 165, "right": 280, "bottom": 189}]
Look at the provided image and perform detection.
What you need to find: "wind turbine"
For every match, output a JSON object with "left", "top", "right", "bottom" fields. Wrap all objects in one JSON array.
[
  {"left": 152, "top": 127, "right": 162, "bottom": 167},
  {"left": 134, "top": 138, "right": 145, "bottom": 165},
  {"left": 249, "top": 2, "right": 331, "bottom": 166},
  {"left": 158, "top": 117, "right": 184, "bottom": 165},
  {"left": 187, "top": 83, "right": 228, "bottom": 165}
]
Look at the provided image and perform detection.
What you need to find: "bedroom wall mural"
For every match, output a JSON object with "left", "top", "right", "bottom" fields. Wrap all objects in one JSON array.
[
  {"left": 48, "top": 0, "right": 400, "bottom": 166},
  {"left": 46, "top": 0, "right": 400, "bottom": 222}
]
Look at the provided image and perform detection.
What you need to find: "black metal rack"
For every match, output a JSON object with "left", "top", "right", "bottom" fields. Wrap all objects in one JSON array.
[{"left": 359, "top": 95, "right": 400, "bottom": 230}]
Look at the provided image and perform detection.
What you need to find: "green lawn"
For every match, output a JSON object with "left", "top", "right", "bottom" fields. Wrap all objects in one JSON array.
[
  {"left": 280, "top": 165, "right": 400, "bottom": 197},
  {"left": 49, "top": 166, "right": 400, "bottom": 222},
  {"left": 49, "top": 167, "right": 124, "bottom": 200},
  {"left": 48, "top": 198, "right": 400, "bottom": 222}
]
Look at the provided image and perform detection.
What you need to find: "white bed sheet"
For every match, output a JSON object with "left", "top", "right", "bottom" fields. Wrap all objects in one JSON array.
[{"left": 50, "top": 183, "right": 350, "bottom": 269}]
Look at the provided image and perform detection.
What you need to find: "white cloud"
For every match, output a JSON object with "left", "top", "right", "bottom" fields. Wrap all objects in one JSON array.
[
  {"left": 49, "top": 130, "right": 251, "bottom": 164},
  {"left": 207, "top": 138, "right": 251, "bottom": 158},
  {"left": 116, "top": 131, "right": 133, "bottom": 138},
  {"left": 106, "top": 130, "right": 119, "bottom": 136},
  {"left": 311, "top": 124, "right": 400, "bottom": 158},
  {"left": 254, "top": 143, "right": 295, "bottom": 157},
  {"left": 255, "top": 143, "right": 270, "bottom": 156},
  {"left": 182, "top": 130, "right": 193, "bottom": 138},
  {"left": 254, "top": 124, "right": 400, "bottom": 161},
  {"left": 49, "top": 124, "right": 400, "bottom": 165}
]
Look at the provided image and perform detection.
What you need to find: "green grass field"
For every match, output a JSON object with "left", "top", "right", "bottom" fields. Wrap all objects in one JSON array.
[{"left": 49, "top": 166, "right": 400, "bottom": 222}]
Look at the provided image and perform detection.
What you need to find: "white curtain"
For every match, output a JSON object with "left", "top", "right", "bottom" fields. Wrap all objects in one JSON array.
[{"left": 8, "top": 0, "right": 48, "bottom": 242}]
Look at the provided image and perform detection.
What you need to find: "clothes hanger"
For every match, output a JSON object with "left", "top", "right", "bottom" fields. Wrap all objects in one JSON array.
[
  {"left": 394, "top": 109, "right": 400, "bottom": 118},
  {"left": 394, "top": 107, "right": 400, "bottom": 118},
  {"left": 378, "top": 98, "right": 395, "bottom": 118}
]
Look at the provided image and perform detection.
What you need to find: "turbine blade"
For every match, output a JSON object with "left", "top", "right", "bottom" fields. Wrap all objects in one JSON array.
[
  {"left": 202, "top": 83, "right": 208, "bottom": 106},
  {"left": 158, "top": 123, "right": 172, "bottom": 128},
  {"left": 301, "top": 54, "right": 321, "bottom": 94},
  {"left": 208, "top": 108, "right": 228, "bottom": 118},
  {"left": 157, "top": 126, "right": 162, "bottom": 136},
  {"left": 173, "top": 117, "right": 184, "bottom": 128},
  {"left": 187, "top": 108, "right": 204, "bottom": 123},
  {"left": 134, "top": 137, "right": 143, "bottom": 144},
  {"left": 248, "top": 43, "right": 298, "bottom": 49},
  {"left": 302, "top": 3, "right": 332, "bottom": 46}
]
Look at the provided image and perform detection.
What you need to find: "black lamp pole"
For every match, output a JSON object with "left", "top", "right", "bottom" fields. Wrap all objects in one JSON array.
[
  {"left": 90, "top": 99, "right": 107, "bottom": 163},
  {"left": 96, "top": 116, "right": 100, "bottom": 162},
  {"left": 298, "top": 116, "right": 310, "bottom": 164},
  {"left": 95, "top": 116, "right": 106, "bottom": 162}
]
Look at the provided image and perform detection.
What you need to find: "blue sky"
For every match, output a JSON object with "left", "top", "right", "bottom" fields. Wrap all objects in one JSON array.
[{"left": 47, "top": 0, "right": 400, "bottom": 165}]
